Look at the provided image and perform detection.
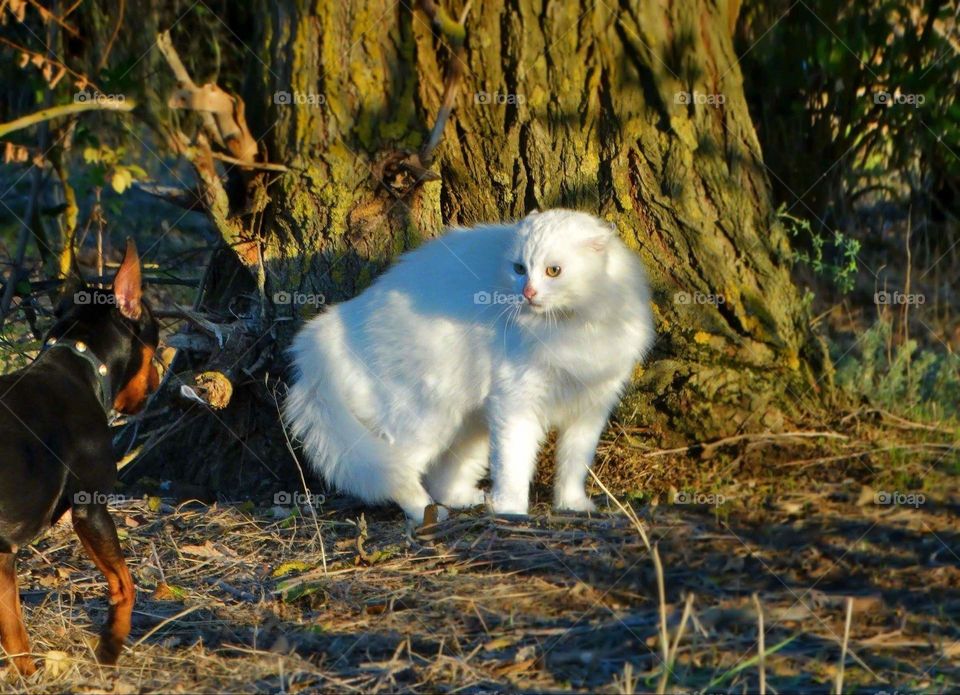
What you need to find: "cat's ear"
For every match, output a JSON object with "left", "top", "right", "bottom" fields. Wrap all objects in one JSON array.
[
  {"left": 584, "top": 220, "right": 616, "bottom": 252},
  {"left": 526, "top": 209, "right": 540, "bottom": 217}
]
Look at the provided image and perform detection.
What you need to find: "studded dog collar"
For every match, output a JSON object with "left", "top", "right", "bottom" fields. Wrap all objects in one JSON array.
[{"left": 42, "top": 337, "right": 113, "bottom": 414}]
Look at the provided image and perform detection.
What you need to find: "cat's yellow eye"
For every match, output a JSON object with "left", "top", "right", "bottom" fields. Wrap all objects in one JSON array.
[
  {"left": 513, "top": 263, "right": 526, "bottom": 275},
  {"left": 546, "top": 266, "right": 562, "bottom": 278}
]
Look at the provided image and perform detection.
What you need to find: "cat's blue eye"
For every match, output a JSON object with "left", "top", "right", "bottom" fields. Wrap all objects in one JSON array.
[{"left": 513, "top": 263, "right": 526, "bottom": 275}]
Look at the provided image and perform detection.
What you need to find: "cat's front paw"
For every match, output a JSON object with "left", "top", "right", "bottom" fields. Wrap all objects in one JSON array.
[
  {"left": 438, "top": 486, "right": 487, "bottom": 509},
  {"left": 554, "top": 492, "right": 597, "bottom": 513},
  {"left": 490, "top": 494, "right": 529, "bottom": 516}
]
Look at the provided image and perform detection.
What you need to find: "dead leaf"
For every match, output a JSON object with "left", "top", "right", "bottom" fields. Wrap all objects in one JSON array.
[
  {"left": 422, "top": 504, "right": 441, "bottom": 527},
  {"left": 180, "top": 541, "right": 227, "bottom": 558},
  {"left": 493, "top": 657, "right": 536, "bottom": 676},
  {"left": 167, "top": 84, "right": 235, "bottom": 114},
  {"left": 484, "top": 635, "right": 519, "bottom": 651},
  {"left": 152, "top": 583, "right": 188, "bottom": 601},
  {"left": 11, "top": 1, "right": 27, "bottom": 21},
  {"left": 44, "top": 650, "right": 70, "bottom": 677},
  {"left": 272, "top": 561, "right": 314, "bottom": 578},
  {"left": 856, "top": 485, "right": 876, "bottom": 507},
  {"left": 364, "top": 602, "right": 388, "bottom": 615}
]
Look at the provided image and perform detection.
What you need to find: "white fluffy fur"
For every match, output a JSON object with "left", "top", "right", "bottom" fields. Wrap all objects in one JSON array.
[{"left": 284, "top": 209, "right": 655, "bottom": 522}]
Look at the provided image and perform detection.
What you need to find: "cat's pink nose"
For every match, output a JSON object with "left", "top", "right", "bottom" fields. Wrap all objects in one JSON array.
[{"left": 522, "top": 283, "right": 538, "bottom": 301}]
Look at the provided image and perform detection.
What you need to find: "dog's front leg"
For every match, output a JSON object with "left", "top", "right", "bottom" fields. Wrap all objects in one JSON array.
[{"left": 72, "top": 503, "right": 135, "bottom": 666}]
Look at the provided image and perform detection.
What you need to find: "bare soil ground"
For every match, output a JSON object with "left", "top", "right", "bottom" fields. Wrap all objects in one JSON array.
[{"left": 2, "top": 427, "right": 958, "bottom": 694}]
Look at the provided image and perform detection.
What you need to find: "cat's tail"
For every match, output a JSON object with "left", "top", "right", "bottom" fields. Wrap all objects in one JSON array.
[{"left": 283, "top": 328, "right": 432, "bottom": 520}]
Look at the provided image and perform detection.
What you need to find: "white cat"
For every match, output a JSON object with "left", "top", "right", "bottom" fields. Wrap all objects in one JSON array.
[{"left": 284, "top": 209, "right": 655, "bottom": 522}]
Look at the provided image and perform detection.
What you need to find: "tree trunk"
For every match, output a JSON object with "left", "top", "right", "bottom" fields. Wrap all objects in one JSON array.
[{"left": 145, "top": 0, "right": 825, "bottom": 492}]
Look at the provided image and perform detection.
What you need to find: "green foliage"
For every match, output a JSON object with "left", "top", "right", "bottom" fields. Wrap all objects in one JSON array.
[
  {"left": 836, "top": 319, "right": 960, "bottom": 420},
  {"left": 0, "top": 324, "right": 41, "bottom": 374},
  {"left": 81, "top": 144, "right": 147, "bottom": 194},
  {"left": 740, "top": 1, "right": 960, "bottom": 222},
  {"left": 778, "top": 205, "right": 860, "bottom": 293}
]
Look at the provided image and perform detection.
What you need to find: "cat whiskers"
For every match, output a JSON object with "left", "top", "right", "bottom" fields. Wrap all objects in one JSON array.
[
  {"left": 493, "top": 300, "right": 517, "bottom": 327},
  {"left": 496, "top": 299, "right": 523, "bottom": 351},
  {"left": 492, "top": 301, "right": 514, "bottom": 345}
]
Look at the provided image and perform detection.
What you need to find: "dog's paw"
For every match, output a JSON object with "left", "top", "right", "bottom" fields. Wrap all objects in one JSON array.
[
  {"left": 11, "top": 655, "right": 37, "bottom": 677},
  {"left": 95, "top": 638, "right": 123, "bottom": 667}
]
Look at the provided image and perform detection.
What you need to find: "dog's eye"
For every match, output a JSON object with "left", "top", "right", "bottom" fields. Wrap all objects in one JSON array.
[
  {"left": 546, "top": 266, "right": 561, "bottom": 278},
  {"left": 513, "top": 263, "right": 526, "bottom": 275}
]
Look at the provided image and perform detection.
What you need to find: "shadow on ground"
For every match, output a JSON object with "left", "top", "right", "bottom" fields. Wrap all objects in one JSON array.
[{"left": 4, "top": 478, "right": 959, "bottom": 693}]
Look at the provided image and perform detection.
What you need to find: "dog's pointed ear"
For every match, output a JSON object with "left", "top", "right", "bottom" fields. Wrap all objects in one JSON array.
[{"left": 113, "top": 238, "right": 143, "bottom": 320}]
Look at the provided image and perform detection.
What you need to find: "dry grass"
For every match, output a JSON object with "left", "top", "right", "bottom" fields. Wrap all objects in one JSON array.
[{"left": 2, "top": 427, "right": 959, "bottom": 693}]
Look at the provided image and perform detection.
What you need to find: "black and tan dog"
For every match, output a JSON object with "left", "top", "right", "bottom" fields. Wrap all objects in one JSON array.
[{"left": 0, "top": 240, "right": 159, "bottom": 675}]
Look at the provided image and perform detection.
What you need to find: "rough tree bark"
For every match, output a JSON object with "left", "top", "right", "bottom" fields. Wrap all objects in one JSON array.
[{"left": 147, "top": 0, "right": 827, "bottom": 491}]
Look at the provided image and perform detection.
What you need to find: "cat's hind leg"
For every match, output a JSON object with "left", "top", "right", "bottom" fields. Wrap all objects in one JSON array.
[
  {"left": 390, "top": 476, "right": 440, "bottom": 523},
  {"left": 327, "top": 436, "right": 438, "bottom": 523},
  {"left": 424, "top": 416, "right": 489, "bottom": 509}
]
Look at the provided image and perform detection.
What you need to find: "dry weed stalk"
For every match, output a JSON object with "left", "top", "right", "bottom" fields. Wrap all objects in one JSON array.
[
  {"left": 753, "top": 592, "right": 766, "bottom": 695},
  {"left": 836, "top": 597, "right": 854, "bottom": 695},
  {"left": 587, "top": 467, "right": 693, "bottom": 693}
]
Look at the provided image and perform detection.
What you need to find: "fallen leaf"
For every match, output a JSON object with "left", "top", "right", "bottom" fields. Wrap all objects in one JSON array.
[
  {"left": 180, "top": 541, "right": 227, "bottom": 558},
  {"left": 153, "top": 583, "right": 189, "bottom": 601},
  {"left": 856, "top": 485, "right": 876, "bottom": 507},
  {"left": 484, "top": 635, "right": 519, "bottom": 651},
  {"left": 124, "top": 515, "right": 141, "bottom": 528},
  {"left": 44, "top": 650, "right": 70, "bottom": 677},
  {"left": 272, "top": 561, "right": 314, "bottom": 578},
  {"left": 493, "top": 657, "right": 536, "bottom": 676}
]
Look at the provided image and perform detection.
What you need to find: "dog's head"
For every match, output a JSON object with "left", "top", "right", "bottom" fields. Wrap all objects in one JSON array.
[{"left": 49, "top": 240, "right": 161, "bottom": 414}]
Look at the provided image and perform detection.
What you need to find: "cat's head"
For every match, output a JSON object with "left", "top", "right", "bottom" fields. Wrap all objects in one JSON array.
[{"left": 506, "top": 209, "right": 617, "bottom": 316}]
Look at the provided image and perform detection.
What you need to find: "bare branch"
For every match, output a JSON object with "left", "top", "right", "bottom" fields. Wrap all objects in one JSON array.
[
  {"left": 210, "top": 152, "right": 289, "bottom": 172},
  {"left": 0, "top": 99, "right": 135, "bottom": 138}
]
